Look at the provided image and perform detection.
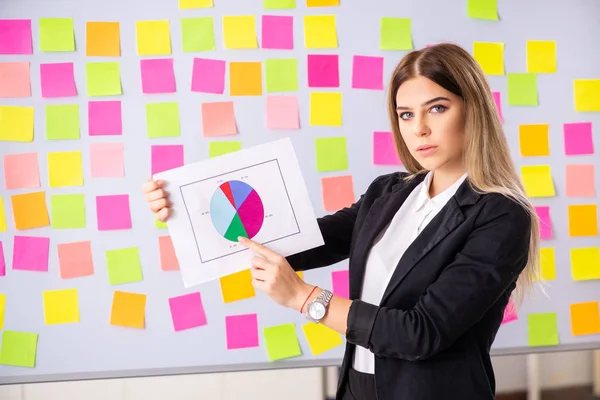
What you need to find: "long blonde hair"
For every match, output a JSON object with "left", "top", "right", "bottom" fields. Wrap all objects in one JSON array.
[{"left": 387, "top": 43, "right": 541, "bottom": 306}]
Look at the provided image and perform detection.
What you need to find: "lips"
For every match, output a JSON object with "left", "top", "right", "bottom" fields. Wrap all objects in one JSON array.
[{"left": 417, "top": 145, "right": 437, "bottom": 151}]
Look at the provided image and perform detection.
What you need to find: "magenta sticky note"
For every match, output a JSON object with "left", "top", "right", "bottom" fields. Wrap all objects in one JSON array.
[
  {"left": 169, "top": 292, "right": 207, "bottom": 332},
  {"left": 12, "top": 236, "right": 50, "bottom": 272},
  {"left": 331, "top": 270, "right": 349, "bottom": 299},
  {"left": 262, "top": 15, "right": 293, "bottom": 50},
  {"left": 88, "top": 100, "right": 122, "bottom": 136},
  {"left": 191, "top": 58, "right": 226, "bottom": 94},
  {"left": 266, "top": 95, "right": 299, "bottom": 130},
  {"left": 352, "top": 55, "right": 384, "bottom": 90},
  {"left": 0, "top": 20, "right": 33, "bottom": 54},
  {"left": 501, "top": 298, "right": 518, "bottom": 325},
  {"left": 492, "top": 91, "right": 504, "bottom": 123},
  {"left": 96, "top": 194, "right": 132, "bottom": 231},
  {"left": 564, "top": 122, "right": 593, "bottom": 155},
  {"left": 140, "top": 58, "right": 176, "bottom": 94},
  {"left": 151, "top": 145, "right": 184, "bottom": 175},
  {"left": 535, "top": 206, "right": 553, "bottom": 240},
  {"left": 373, "top": 131, "right": 401, "bottom": 165},
  {"left": 90, "top": 143, "right": 124, "bottom": 178},
  {"left": 226, "top": 314, "right": 259, "bottom": 350},
  {"left": 40, "top": 62, "right": 77, "bottom": 98},
  {"left": 0, "top": 242, "right": 5, "bottom": 276},
  {"left": 307, "top": 54, "right": 339, "bottom": 88}
]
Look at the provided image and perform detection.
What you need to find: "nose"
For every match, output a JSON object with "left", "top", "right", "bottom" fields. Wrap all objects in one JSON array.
[{"left": 413, "top": 115, "right": 431, "bottom": 137}]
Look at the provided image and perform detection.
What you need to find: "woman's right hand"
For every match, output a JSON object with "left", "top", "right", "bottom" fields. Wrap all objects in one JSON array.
[{"left": 141, "top": 179, "right": 171, "bottom": 222}]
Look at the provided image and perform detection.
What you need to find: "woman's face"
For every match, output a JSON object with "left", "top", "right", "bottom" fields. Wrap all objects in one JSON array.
[{"left": 395, "top": 76, "right": 466, "bottom": 173}]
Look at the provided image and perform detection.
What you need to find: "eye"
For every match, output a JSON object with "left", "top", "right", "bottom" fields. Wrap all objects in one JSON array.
[
  {"left": 399, "top": 112, "right": 413, "bottom": 120},
  {"left": 430, "top": 104, "right": 447, "bottom": 113}
]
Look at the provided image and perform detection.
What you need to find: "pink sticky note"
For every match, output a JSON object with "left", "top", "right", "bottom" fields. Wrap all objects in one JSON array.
[
  {"left": 262, "top": 15, "right": 293, "bottom": 50},
  {"left": 3, "top": 152, "right": 40, "bottom": 190},
  {"left": 40, "top": 62, "right": 77, "bottom": 98},
  {"left": 57, "top": 240, "right": 94, "bottom": 279},
  {"left": 501, "top": 298, "right": 518, "bottom": 325},
  {"left": 322, "top": 175, "right": 355, "bottom": 211},
  {"left": 90, "top": 143, "right": 124, "bottom": 178},
  {"left": 192, "top": 58, "right": 226, "bottom": 94},
  {"left": 332, "top": 270, "right": 349, "bottom": 299},
  {"left": 266, "top": 95, "right": 299, "bottom": 130},
  {"left": 0, "top": 62, "right": 31, "bottom": 97},
  {"left": 373, "top": 131, "right": 401, "bottom": 165},
  {"left": 307, "top": 54, "right": 339, "bottom": 88},
  {"left": 226, "top": 314, "right": 259, "bottom": 349},
  {"left": 96, "top": 194, "right": 132, "bottom": 231},
  {"left": 534, "top": 206, "right": 553, "bottom": 240},
  {"left": 0, "top": 242, "right": 5, "bottom": 276},
  {"left": 492, "top": 91, "right": 504, "bottom": 123},
  {"left": 0, "top": 20, "right": 33, "bottom": 54},
  {"left": 169, "top": 292, "right": 207, "bottom": 332},
  {"left": 352, "top": 56, "right": 384, "bottom": 90},
  {"left": 201, "top": 102, "right": 237, "bottom": 137},
  {"left": 140, "top": 58, "right": 176, "bottom": 94},
  {"left": 566, "top": 164, "right": 595, "bottom": 198},
  {"left": 151, "top": 145, "right": 184, "bottom": 175},
  {"left": 564, "top": 122, "right": 593, "bottom": 155},
  {"left": 13, "top": 236, "right": 50, "bottom": 272},
  {"left": 88, "top": 101, "right": 122, "bottom": 136},
  {"left": 159, "top": 236, "right": 179, "bottom": 271}
]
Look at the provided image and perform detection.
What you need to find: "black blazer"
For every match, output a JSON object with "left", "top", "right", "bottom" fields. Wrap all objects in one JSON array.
[{"left": 286, "top": 171, "right": 531, "bottom": 400}]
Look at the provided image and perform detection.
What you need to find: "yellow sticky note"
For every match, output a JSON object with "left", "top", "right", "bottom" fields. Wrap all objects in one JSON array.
[
  {"left": 570, "top": 247, "right": 600, "bottom": 280},
  {"left": 136, "top": 20, "right": 171, "bottom": 55},
  {"left": 570, "top": 301, "right": 600, "bottom": 336},
  {"left": 302, "top": 322, "right": 344, "bottom": 356},
  {"left": 179, "top": 0, "right": 213, "bottom": 8},
  {"left": 220, "top": 269, "right": 256, "bottom": 303},
  {"left": 574, "top": 79, "right": 600, "bottom": 112},
  {"left": 521, "top": 165, "right": 555, "bottom": 197},
  {"left": 0, "top": 294, "right": 5, "bottom": 330},
  {"left": 0, "top": 196, "right": 6, "bottom": 232},
  {"left": 304, "top": 15, "right": 337, "bottom": 49},
  {"left": 296, "top": 271, "right": 303, "bottom": 279},
  {"left": 110, "top": 291, "right": 146, "bottom": 329},
  {"left": 473, "top": 42, "right": 504, "bottom": 75},
  {"left": 537, "top": 247, "right": 556, "bottom": 281},
  {"left": 0, "top": 106, "right": 34, "bottom": 142},
  {"left": 519, "top": 124, "right": 549, "bottom": 156},
  {"left": 568, "top": 204, "right": 598, "bottom": 237},
  {"left": 307, "top": 0, "right": 339, "bottom": 5},
  {"left": 527, "top": 40, "right": 556, "bottom": 73},
  {"left": 223, "top": 16, "right": 258, "bottom": 49},
  {"left": 43, "top": 289, "right": 79, "bottom": 325},
  {"left": 310, "top": 92, "right": 342, "bottom": 126},
  {"left": 48, "top": 151, "right": 83, "bottom": 187}
]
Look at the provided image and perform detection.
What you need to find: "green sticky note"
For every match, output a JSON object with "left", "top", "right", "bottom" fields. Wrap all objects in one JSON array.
[
  {"left": 155, "top": 218, "right": 167, "bottom": 229},
  {"left": 380, "top": 17, "right": 413, "bottom": 50},
  {"left": 146, "top": 102, "right": 180, "bottom": 138},
  {"left": 0, "top": 330, "right": 38, "bottom": 368},
  {"left": 39, "top": 18, "right": 75, "bottom": 52},
  {"left": 507, "top": 73, "right": 538, "bottom": 106},
  {"left": 106, "top": 247, "right": 143, "bottom": 285},
  {"left": 264, "top": 0, "right": 295, "bottom": 8},
  {"left": 181, "top": 17, "right": 216, "bottom": 52},
  {"left": 209, "top": 141, "right": 242, "bottom": 158},
  {"left": 50, "top": 194, "right": 86, "bottom": 229},
  {"left": 315, "top": 137, "right": 348, "bottom": 172},
  {"left": 265, "top": 58, "right": 298, "bottom": 93},
  {"left": 86, "top": 62, "right": 122, "bottom": 97},
  {"left": 528, "top": 312, "right": 559, "bottom": 347},
  {"left": 263, "top": 323, "right": 302, "bottom": 361},
  {"left": 46, "top": 104, "right": 80, "bottom": 140},
  {"left": 467, "top": 0, "right": 498, "bottom": 21}
]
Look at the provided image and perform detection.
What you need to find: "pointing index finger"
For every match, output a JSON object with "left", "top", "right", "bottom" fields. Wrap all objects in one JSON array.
[{"left": 238, "top": 237, "right": 278, "bottom": 261}]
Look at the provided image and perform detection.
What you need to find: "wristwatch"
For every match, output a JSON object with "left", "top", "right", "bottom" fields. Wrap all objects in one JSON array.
[{"left": 305, "top": 289, "right": 333, "bottom": 324}]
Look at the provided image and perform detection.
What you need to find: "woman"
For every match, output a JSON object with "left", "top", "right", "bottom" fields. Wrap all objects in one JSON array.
[{"left": 142, "top": 43, "right": 540, "bottom": 400}]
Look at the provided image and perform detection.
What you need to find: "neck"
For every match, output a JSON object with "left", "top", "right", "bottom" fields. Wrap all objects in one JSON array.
[{"left": 429, "top": 166, "right": 466, "bottom": 198}]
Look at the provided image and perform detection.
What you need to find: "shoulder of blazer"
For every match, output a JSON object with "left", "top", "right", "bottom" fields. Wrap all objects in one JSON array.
[
  {"left": 366, "top": 171, "right": 419, "bottom": 197},
  {"left": 472, "top": 191, "right": 532, "bottom": 232}
]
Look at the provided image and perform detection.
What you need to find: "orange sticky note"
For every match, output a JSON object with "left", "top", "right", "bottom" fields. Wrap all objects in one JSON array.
[
  {"left": 570, "top": 247, "right": 600, "bottom": 281},
  {"left": 519, "top": 124, "right": 549, "bottom": 156},
  {"left": 566, "top": 164, "right": 595, "bottom": 198},
  {"left": 568, "top": 204, "right": 598, "bottom": 237},
  {"left": 57, "top": 241, "right": 94, "bottom": 279},
  {"left": 11, "top": 191, "right": 50, "bottom": 230},
  {"left": 220, "top": 269, "right": 256, "bottom": 303},
  {"left": 230, "top": 62, "right": 262, "bottom": 96},
  {"left": 0, "top": 62, "right": 30, "bottom": 97},
  {"left": 321, "top": 175, "right": 355, "bottom": 211},
  {"left": 570, "top": 301, "right": 600, "bottom": 336},
  {"left": 110, "top": 291, "right": 146, "bottom": 329},
  {"left": 86, "top": 22, "right": 120, "bottom": 56},
  {"left": 158, "top": 236, "right": 179, "bottom": 271},
  {"left": 201, "top": 102, "right": 237, "bottom": 137}
]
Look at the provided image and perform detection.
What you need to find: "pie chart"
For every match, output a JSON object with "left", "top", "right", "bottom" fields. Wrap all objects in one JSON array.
[{"left": 210, "top": 180, "right": 265, "bottom": 242}]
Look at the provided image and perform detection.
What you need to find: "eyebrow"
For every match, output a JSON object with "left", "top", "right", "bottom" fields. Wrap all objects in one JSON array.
[{"left": 396, "top": 96, "right": 451, "bottom": 110}]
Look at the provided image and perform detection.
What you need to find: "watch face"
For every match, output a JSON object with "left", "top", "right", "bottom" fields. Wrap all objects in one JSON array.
[{"left": 309, "top": 302, "right": 326, "bottom": 320}]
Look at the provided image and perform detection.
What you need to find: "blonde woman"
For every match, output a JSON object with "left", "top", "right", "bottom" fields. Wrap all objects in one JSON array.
[{"left": 142, "top": 43, "right": 539, "bottom": 400}]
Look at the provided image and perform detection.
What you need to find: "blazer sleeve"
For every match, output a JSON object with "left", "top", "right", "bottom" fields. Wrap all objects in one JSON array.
[{"left": 345, "top": 195, "right": 531, "bottom": 361}]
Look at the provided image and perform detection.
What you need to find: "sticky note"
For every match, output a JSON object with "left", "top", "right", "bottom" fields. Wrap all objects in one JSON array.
[
  {"left": 226, "top": 314, "right": 259, "bottom": 349},
  {"left": 0, "top": 62, "right": 30, "bottom": 97},
  {"left": 136, "top": 20, "right": 171, "bottom": 55},
  {"left": 473, "top": 42, "right": 504, "bottom": 75},
  {"left": 264, "top": 0, "right": 295, "bottom": 8},
  {"left": 169, "top": 293, "right": 207, "bottom": 331},
  {"left": 262, "top": 15, "right": 293, "bottom": 50},
  {"left": 564, "top": 122, "right": 593, "bottom": 155},
  {"left": 181, "top": 17, "right": 215, "bottom": 52},
  {"left": 40, "top": 62, "right": 76, "bottom": 98},
  {"left": 209, "top": 141, "right": 243, "bottom": 158},
  {"left": 43, "top": 289, "right": 79, "bottom": 324},
  {"left": 201, "top": 102, "right": 237, "bottom": 137},
  {"left": 266, "top": 95, "right": 299, "bottom": 130},
  {"left": 223, "top": 16, "right": 258, "bottom": 49},
  {"left": 96, "top": 194, "right": 132, "bottom": 231},
  {"left": 352, "top": 56, "right": 384, "bottom": 90},
  {"left": 308, "top": 54, "right": 339, "bottom": 87},
  {"left": 321, "top": 175, "right": 355, "bottom": 211},
  {"left": 106, "top": 247, "right": 143, "bottom": 285},
  {"left": 264, "top": 323, "right": 302, "bottom": 360},
  {"left": 156, "top": 218, "right": 168, "bottom": 229},
  {"left": 90, "top": 143, "right": 124, "bottom": 178},
  {"left": 467, "top": 0, "right": 498, "bottom": 20},
  {"left": 110, "top": 291, "right": 146, "bottom": 329},
  {"left": 57, "top": 241, "right": 94, "bottom": 279},
  {"left": 492, "top": 91, "right": 504, "bottom": 123},
  {"left": 192, "top": 58, "right": 226, "bottom": 94},
  {"left": 566, "top": 164, "right": 595, "bottom": 198},
  {"left": 220, "top": 269, "right": 256, "bottom": 303},
  {"left": 302, "top": 322, "right": 343, "bottom": 356},
  {"left": 0, "top": 20, "right": 33, "bottom": 54},
  {"left": 519, "top": 124, "right": 549, "bottom": 156},
  {"left": 574, "top": 79, "right": 600, "bottom": 112},
  {"left": 0, "top": 198, "right": 5, "bottom": 232},
  {"left": 50, "top": 194, "right": 86, "bottom": 229},
  {"left": 179, "top": 0, "right": 213, "bottom": 8},
  {"left": 0, "top": 331, "right": 38, "bottom": 368},
  {"left": 538, "top": 247, "right": 556, "bottom": 281},
  {"left": 48, "top": 151, "right": 83, "bottom": 187},
  {"left": 0, "top": 293, "right": 4, "bottom": 327},
  {"left": 373, "top": 131, "right": 401, "bottom": 165},
  {"left": 570, "top": 247, "right": 600, "bottom": 280},
  {"left": 46, "top": 104, "right": 80, "bottom": 140},
  {"left": 146, "top": 102, "right": 180, "bottom": 138},
  {"left": 11, "top": 192, "right": 49, "bottom": 230},
  {"left": 520, "top": 165, "right": 555, "bottom": 197},
  {"left": 86, "top": 62, "right": 121, "bottom": 97},
  {"left": 310, "top": 92, "right": 342, "bottom": 126},
  {"left": 0, "top": 242, "right": 5, "bottom": 276},
  {"left": 527, "top": 312, "right": 559, "bottom": 347},
  {"left": 331, "top": 269, "right": 349, "bottom": 299},
  {"left": 159, "top": 236, "right": 179, "bottom": 271},
  {"left": 535, "top": 206, "right": 553, "bottom": 240},
  {"left": 380, "top": 17, "right": 412, "bottom": 50},
  {"left": 39, "top": 18, "right": 74, "bottom": 52},
  {"left": 88, "top": 101, "right": 122, "bottom": 136},
  {"left": 501, "top": 299, "right": 518, "bottom": 325},
  {"left": 527, "top": 40, "right": 556, "bottom": 73},
  {"left": 86, "top": 22, "right": 120, "bottom": 56},
  {"left": 140, "top": 59, "right": 176, "bottom": 94},
  {"left": 0, "top": 106, "right": 34, "bottom": 142},
  {"left": 3, "top": 152, "right": 40, "bottom": 190},
  {"left": 315, "top": 137, "right": 348, "bottom": 172},
  {"left": 265, "top": 58, "right": 298, "bottom": 93},
  {"left": 570, "top": 301, "right": 600, "bottom": 336},
  {"left": 151, "top": 145, "right": 184, "bottom": 175},
  {"left": 307, "top": 0, "right": 339, "bottom": 5},
  {"left": 230, "top": 62, "right": 262, "bottom": 96},
  {"left": 507, "top": 73, "right": 538, "bottom": 106},
  {"left": 304, "top": 15, "right": 337, "bottom": 49},
  {"left": 568, "top": 204, "right": 598, "bottom": 237},
  {"left": 12, "top": 236, "right": 50, "bottom": 272}
]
